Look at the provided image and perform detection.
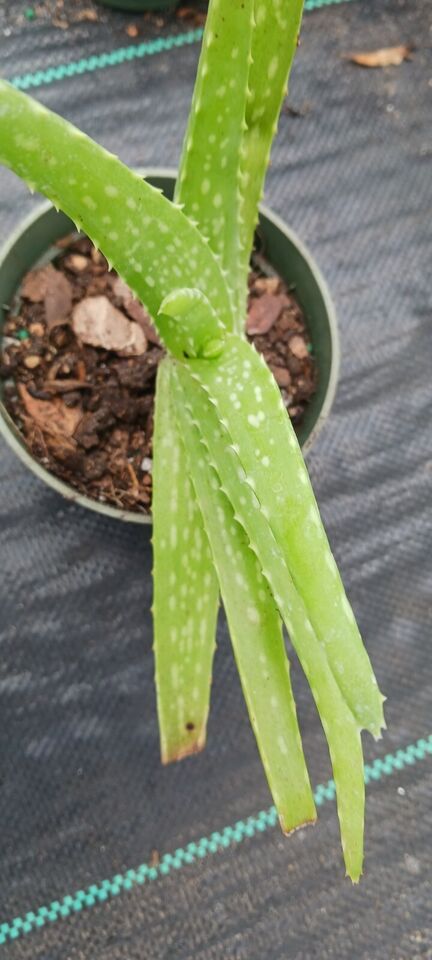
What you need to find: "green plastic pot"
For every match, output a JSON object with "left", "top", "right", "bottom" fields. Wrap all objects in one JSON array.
[
  {"left": 0, "top": 169, "right": 339, "bottom": 523},
  {"left": 96, "top": 0, "right": 177, "bottom": 11}
]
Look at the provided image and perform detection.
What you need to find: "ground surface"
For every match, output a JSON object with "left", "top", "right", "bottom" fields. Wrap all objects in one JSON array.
[{"left": 0, "top": 1, "right": 431, "bottom": 958}]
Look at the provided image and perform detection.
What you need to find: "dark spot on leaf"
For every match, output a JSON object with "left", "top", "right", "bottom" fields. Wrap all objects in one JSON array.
[{"left": 186, "top": 722, "right": 195, "bottom": 731}]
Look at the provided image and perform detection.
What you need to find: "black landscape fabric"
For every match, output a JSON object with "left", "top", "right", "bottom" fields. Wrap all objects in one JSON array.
[{"left": 0, "top": 0, "right": 431, "bottom": 957}]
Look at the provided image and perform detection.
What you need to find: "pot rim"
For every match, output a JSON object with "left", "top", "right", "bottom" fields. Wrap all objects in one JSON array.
[{"left": 0, "top": 167, "right": 339, "bottom": 524}]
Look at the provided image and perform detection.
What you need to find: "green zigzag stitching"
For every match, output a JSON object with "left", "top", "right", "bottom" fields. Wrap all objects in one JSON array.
[
  {"left": 9, "top": 0, "right": 358, "bottom": 93},
  {"left": 0, "top": 734, "right": 431, "bottom": 946}
]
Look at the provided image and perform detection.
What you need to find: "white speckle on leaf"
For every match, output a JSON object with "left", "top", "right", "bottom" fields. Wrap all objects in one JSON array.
[
  {"left": 248, "top": 414, "right": 260, "bottom": 428},
  {"left": 268, "top": 56, "right": 279, "bottom": 80},
  {"left": 247, "top": 606, "right": 261, "bottom": 625},
  {"left": 14, "top": 133, "right": 39, "bottom": 151},
  {"left": 104, "top": 185, "right": 118, "bottom": 197}
]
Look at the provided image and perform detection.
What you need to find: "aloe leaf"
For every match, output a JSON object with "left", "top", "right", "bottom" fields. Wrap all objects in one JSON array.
[
  {"left": 169, "top": 361, "right": 316, "bottom": 834},
  {"left": 175, "top": 357, "right": 365, "bottom": 880},
  {"left": 175, "top": 0, "right": 254, "bottom": 303},
  {"left": 158, "top": 287, "right": 226, "bottom": 359},
  {"left": 152, "top": 363, "right": 219, "bottom": 763},
  {"left": 0, "top": 81, "right": 234, "bottom": 341},
  {"left": 184, "top": 336, "right": 385, "bottom": 741},
  {"left": 237, "top": 0, "right": 305, "bottom": 312}
]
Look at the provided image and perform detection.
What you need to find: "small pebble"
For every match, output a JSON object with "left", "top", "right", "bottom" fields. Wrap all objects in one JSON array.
[
  {"left": 289, "top": 334, "right": 309, "bottom": 359},
  {"left": 141, "top": 457, "right": 153, "bottom": 473},
  {"left": 23, "top": 355, "right": 41, "bottom": 370},
  {"left": 64, "top": 254, "right": 89, "bottom": 273},
  {"left": 29, "top": 322, "right": 45, "bottom": 337},
  {"left": 271, "top": 365, "right": 291, "bottom": 389}
]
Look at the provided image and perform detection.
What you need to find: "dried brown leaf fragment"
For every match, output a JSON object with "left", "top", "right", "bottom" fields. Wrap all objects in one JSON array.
[{"left": 344, "top": 45, "right": 413, "bottom": 68}]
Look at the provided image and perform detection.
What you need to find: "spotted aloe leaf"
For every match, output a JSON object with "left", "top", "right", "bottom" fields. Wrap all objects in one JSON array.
[
  {"left": 174, "top": 355, "right": 366, "bottom": 881},
  {"left": 237, "top": 0, "right": 305, "bottom": 308},
  {"left": 168, "top": 360, "right": 316, "bottom": 834},
  {"left": 176, "top": 0, "right": 305, "bottom": 325},
  {"left": 158, "top": 287, "right": 226, "bottom": 359},
  {"left": 0, "top": 6, "right": 385, "bottom": 880},
  {"left": 182, "top": 336, "right": 385, "bottom": 741},
  {"left": 152, "top": 363, "right": 219, "bottom": 763},
  {"left": 175, "top": 0, "right": 254, "bottom": 304},
  {"left": 0, "top": 81, "right": 234, "bottom": 345}
]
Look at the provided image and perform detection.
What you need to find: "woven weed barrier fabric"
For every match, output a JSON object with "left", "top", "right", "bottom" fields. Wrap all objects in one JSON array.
[{"left": 0, "top": 0, "right": 431, "bottom": 957}]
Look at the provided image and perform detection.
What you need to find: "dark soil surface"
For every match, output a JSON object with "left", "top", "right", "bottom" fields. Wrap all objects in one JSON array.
[{"left": 0, "top": 234, "right": 317, "bottom": 513}]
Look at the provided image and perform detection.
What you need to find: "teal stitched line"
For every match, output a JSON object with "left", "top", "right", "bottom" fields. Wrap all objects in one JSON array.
[
  {"left": 8, "top": 0, "right": 358, "bottom": 92},
  {"left": 0, "top": 734, "right": 430, "bottom": 946},
  {"left": 9, "top": 29, "right": 204, "bottom": 91}
]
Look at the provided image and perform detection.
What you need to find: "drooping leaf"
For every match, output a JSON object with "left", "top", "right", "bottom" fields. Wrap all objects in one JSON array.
[
  {"left": 152, "top": 362, "right": 219, "bottom": 763},
  {"left": 175, "top": 354, "right": 368, "bottom": 880},
  {"left": 170, "top": 360, "right": 316, "bottom": 834},
  {"left": 184, "top": 336, "right": 385, "bottom": 740},
  {"left": 0, "top": 81, "right": 234, "bottom": 347}
]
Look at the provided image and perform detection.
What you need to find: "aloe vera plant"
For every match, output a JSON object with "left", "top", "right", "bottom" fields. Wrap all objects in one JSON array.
[{"left": 0, "top": 0, "right": 385, "bottom": 881}]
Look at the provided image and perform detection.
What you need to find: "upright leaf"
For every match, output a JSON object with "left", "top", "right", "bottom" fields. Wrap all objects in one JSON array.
[
  {"left": 175, "top": 0, "right": 254, "bottom": 305},
  {"left": 237, "top": 0, "right": 305, "bottom": 313},
  {"left": 0, "top": 81, "right": 234, "bottom": 340},
  {"left": 170, "top": 362, "right": 316, "bottom": 834},
  {"left": 152, "top": 363, "right": 219, "bottom": 763}
]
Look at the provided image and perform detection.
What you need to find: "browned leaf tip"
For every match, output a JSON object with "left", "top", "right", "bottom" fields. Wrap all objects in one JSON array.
[{"left": 344, "top": 44, "right": 413, "bottom": 68}]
